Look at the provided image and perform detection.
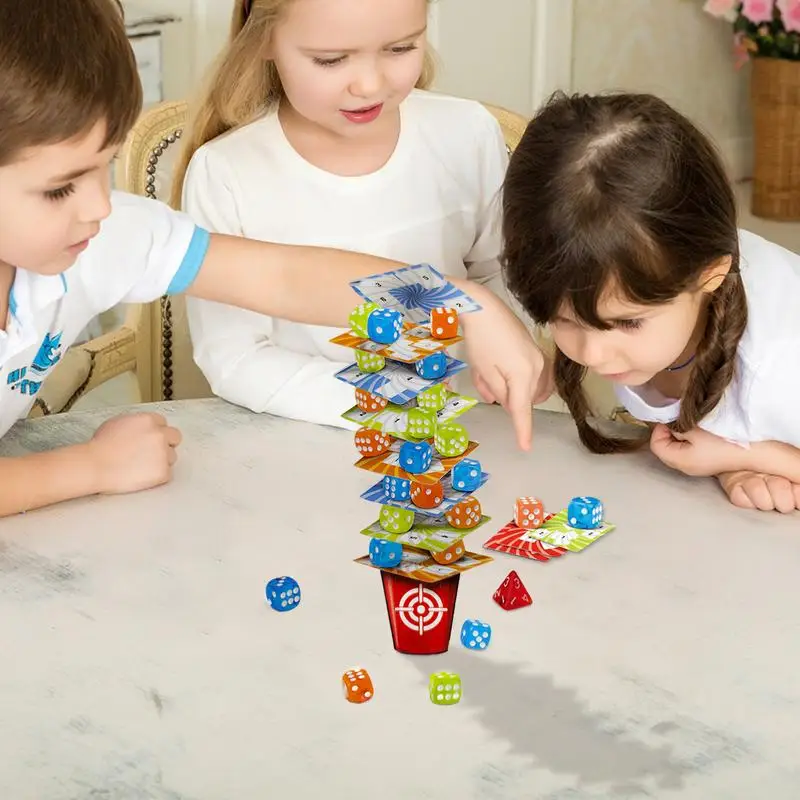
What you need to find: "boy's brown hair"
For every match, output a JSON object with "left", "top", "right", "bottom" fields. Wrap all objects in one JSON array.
[{"left": 0, "top": 0, "right": 142, "bottom": 166}]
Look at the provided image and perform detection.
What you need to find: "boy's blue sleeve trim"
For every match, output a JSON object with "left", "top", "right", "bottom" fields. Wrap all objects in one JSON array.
[{"left": 166, "top": 226, "right": 211, "bottom": 296}]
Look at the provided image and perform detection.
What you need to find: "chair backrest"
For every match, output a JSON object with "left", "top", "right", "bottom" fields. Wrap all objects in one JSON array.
[{"left": 115, "top": 101, "right": 212, "bottom": 402}]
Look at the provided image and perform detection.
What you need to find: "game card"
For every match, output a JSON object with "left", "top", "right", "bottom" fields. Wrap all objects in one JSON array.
[
  {"left": 329, "top": 322, "right": 462, "bottom": 363},
  {"left": 349, "top": 264, "right": 483, "bottom": 325},
  {"left": 360, "top": 470, "right": 490, "bottom": 516},
  {"left": 518, "top": 509, "right": 616, "bottom": 552},
  {"left": 335, "top": 356, "right": 467, "bottom": 405},
  {"left": 360, "top": 514, "right": 491, "bottom": 552},
  {"left": 354, "top": 438, "right": 480, "bottom": 485},
  {"left": 354, "top": 550, "right": 493, "bottom": 583},
  {"left": 342, "top": 392, "right": 479, "bottom": 442}
]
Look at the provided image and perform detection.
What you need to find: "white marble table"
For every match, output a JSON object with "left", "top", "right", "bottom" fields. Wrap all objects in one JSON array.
[{"left": 0, "top": 399, "right": 798, "bottom": 799}]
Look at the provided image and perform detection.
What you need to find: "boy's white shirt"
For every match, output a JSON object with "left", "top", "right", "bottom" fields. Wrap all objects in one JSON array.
[
  {"left": 0, "top": 192, "right": 208, "bottom": 437},
  {"left": 615, "top": 230, "right": 800, "bottom": 448},
  {"left": 182, "top": 90, "right": 512, "bottom": 429}
]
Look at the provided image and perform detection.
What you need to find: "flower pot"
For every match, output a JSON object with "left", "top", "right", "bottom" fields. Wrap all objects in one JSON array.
[{"left": 750, "top": 57, "right": 800, "bottom": 220}]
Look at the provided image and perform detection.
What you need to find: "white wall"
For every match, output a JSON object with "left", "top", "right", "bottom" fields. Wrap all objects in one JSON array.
[{"left": 571, "top": 0, "right": 752, "bottom": 180}]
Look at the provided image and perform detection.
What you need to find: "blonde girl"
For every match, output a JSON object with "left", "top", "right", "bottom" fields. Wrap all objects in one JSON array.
[{"left": 171, "top": 0, "right": 535, "bottom": 427}]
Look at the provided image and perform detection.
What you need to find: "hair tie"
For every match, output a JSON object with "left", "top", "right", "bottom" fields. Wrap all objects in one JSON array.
[{"left": 243, "top": 0, "right": 252, "bottom": 19}]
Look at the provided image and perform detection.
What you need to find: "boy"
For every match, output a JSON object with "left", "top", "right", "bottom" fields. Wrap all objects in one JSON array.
[{"left": 0, "top": 0, "right": 547, "bottom": 516}]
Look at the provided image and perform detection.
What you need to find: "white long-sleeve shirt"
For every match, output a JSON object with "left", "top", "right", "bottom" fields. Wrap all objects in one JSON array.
[{"left": 182, "top": 90, "right": 510, "bottom": 428}]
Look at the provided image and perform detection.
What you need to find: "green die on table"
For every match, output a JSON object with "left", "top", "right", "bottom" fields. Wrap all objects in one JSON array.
[
  {"left": 407, "top": 407, "right": 437, "bottom": 438},
  {"left": 349, "top": 302, "right": 380, "bottom": 337},
  {"left": 417, "top": 383, "right": 447, "bottom": 412},
  {"left": 434, "top": 422, "right": 469, "bottom": 457},
  {"left": 429, "top": 671, "right": 462, "bottom": 705}
]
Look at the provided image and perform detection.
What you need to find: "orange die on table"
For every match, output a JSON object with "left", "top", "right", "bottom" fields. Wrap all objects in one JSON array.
[
  {"left": 342, "top": 667, "right": 374, "bottom": 703},
  {"left": 410, "top": 480, "right": 444, "bottom": 510},
  {"left": 446, "top": 496, "right": 482, "bottom": 529},
  {"left": 430, "top": 307, "right": 459, "bottom": 340},
  {"left": 514, "top": 497, "right": 545, "bottom": 529},
  {"left": 355, "top": 387, "right": 388, "bottom": 413},
  {"left": 355, "top": 427, "right": 393, "bottom": 457}
]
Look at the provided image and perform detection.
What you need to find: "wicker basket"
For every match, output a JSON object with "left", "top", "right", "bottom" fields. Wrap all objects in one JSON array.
[{"left": 750, "top": 57, "right": 800, "bottom": 220}]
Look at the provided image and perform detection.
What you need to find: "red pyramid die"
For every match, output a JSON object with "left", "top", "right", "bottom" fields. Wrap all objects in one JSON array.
[{"left": 492, "top": 570, "right": 532, "bottom": 610}]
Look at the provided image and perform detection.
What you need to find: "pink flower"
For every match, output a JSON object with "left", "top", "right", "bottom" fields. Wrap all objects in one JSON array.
[
  {"left": 704, "top": 0, "right": 739, "bottom": 20},
  {"left": 777, "top": 0, "right": 800, "bottom": 32},
  {"left": 741, "top": 0, "right": 776, "bottom": 24}
]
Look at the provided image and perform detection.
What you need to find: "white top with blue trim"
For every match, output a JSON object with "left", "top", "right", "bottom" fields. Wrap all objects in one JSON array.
[
  {"left": 0, "top": 191, "right": 209, "bottom": 433},
  {"left": 615, "top": 230, "right": 800, "bottom": 448}
]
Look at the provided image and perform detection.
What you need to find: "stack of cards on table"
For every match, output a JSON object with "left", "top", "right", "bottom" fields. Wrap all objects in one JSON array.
[
  {"left": 331, "top": 264, "right": 494, "bottom": 656},
  {"left": 483, "top": 494, "right": 617, "bottom": 563}
]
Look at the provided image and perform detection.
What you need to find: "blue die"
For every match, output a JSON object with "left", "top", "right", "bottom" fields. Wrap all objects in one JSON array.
[
  {"left": 452, "top": 458, "right": 482, "bottom": 492},
  {"left": 567, "top": 496, "right": 604, "bottom": 529},
  {"left": 460, "top": 619, "right": 492, "bottom": 650},
  {"left": 399, "top": 440, "right": 433, "bottom": 474},
  {"left": 383, "top": 475, "right": 411, "bottom": 501},
  {"left": 265, "top": 576, "right": 301, "bottom": 612},
  {"left": 367, "top": 308, "right": 404, "bottom": 345},
  {"left": 415, "top": 351, "right": 448, "bottom": 380},
  {"left": 369, "top": 537, "right": 403, "bottom": 568}
]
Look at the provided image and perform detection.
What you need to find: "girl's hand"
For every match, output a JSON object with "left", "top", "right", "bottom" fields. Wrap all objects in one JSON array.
[
  {"left": 460, "top": 287, "right": 552, "bottom": 451},
  {"left": 718, "top": 470, "right": 800, "bottom": 513},
  {"left": 649, "top": 424, "right": 748, "bottom": 477}
]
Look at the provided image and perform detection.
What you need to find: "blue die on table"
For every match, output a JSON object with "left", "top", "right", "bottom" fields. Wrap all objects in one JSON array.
[
  {"left": 415, "top": 351, "right": 448, "bottom": 380},
  {"left": 460, "top": 619, "right": 492, "bottom": 650},
  {"left": 399, "top": 440, "right": 433, "bottom": 474},
  {"left": 367, "top": 308, "right": 404, "bottom": 344},
  {"left": 383, "top": 475, "right": 411, "bottom": 501},
  {"left": 567, "top": 496, "right": 604, "bottom": 529},
  {"left": 266, "top": 576, "right": 301, "bottom": 612},
  {"left": 452, "top": 458, "right": 482, "bottom": 492},
  {"left": 369, "top": 537, "right": 403, "bottom": 568}
]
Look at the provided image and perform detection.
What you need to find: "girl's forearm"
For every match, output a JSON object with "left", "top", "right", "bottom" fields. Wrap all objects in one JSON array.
[{"left": 748, "top": 441, "right": 800, "bottom": 483}]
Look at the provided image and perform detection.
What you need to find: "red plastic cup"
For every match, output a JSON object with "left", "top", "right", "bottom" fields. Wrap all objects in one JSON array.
[{"left": 380, "top": 571, "right": 460, "bottom": 655}]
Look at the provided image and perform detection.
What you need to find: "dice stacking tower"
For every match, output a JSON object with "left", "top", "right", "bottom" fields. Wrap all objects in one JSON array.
[{"left": 330, "top": 265, "right": 494, "bottom": 656}]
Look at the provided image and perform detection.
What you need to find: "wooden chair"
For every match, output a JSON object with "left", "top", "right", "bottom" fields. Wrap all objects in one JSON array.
[
  {"left": 114, "top": 101, "right": 211, "bottom": 402},
  {"left": 115, "top": 97, "right": 621, "bottom": 419}
]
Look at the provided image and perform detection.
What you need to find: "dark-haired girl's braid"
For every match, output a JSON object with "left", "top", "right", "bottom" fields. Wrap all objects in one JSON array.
[
  {"left": 674, "top": 276, "right": 748, "bottom": 433},
  {"left": 554, "top": 351, "right": 647, "bottom": 454}
]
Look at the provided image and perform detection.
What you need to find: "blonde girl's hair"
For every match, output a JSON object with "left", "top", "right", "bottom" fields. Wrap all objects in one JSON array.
[{"left": 171, "top": 0, "right": 436, "bottom": 209}]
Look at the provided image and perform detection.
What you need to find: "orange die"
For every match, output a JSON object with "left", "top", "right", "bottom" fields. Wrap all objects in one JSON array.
[
  {"left": 342, "top": 667, "right": 374, "bottom": 703},
  {"left": 410, "top": 480, "right": 444, "bottom": 510},
  {"left": 354, "top": 427, "right": 392, "bottom": 457},
  {"left": 355, "top": 388, "right": 388, "bottom": 413},
  {"left": 446, "top": 497, "right": 482, "bottom": 529},
  {"left": 514, "top": 497, "right": 545, "bottom": 529},
  {"left": 432, "top": 539, "right": 466, "bottom": 565},
  {"left": 431, "top": 307, "right": 459, "bottom": 340}
]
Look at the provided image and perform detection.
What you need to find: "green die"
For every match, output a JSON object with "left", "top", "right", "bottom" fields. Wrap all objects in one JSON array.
[
  {"left": 417, "top": 384, "right": 447, "bottom": 412},
  {"left": 349, "top": 302, "right": 380, "bottom": 338},
  {"left": 407, "top": 407, "right": 437, "bottom": 439},
  {"left": 355, "top": 350, "right": 386, "bottom": 373},
  {"left": 379, "top": 505, "right": 415, "bottom": 534},
  {"left": 429, "top": 672, "right": 461, "bottom": 705},
  {"left": 434, "top": 422, "right": 469, "bottom": 457}
]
